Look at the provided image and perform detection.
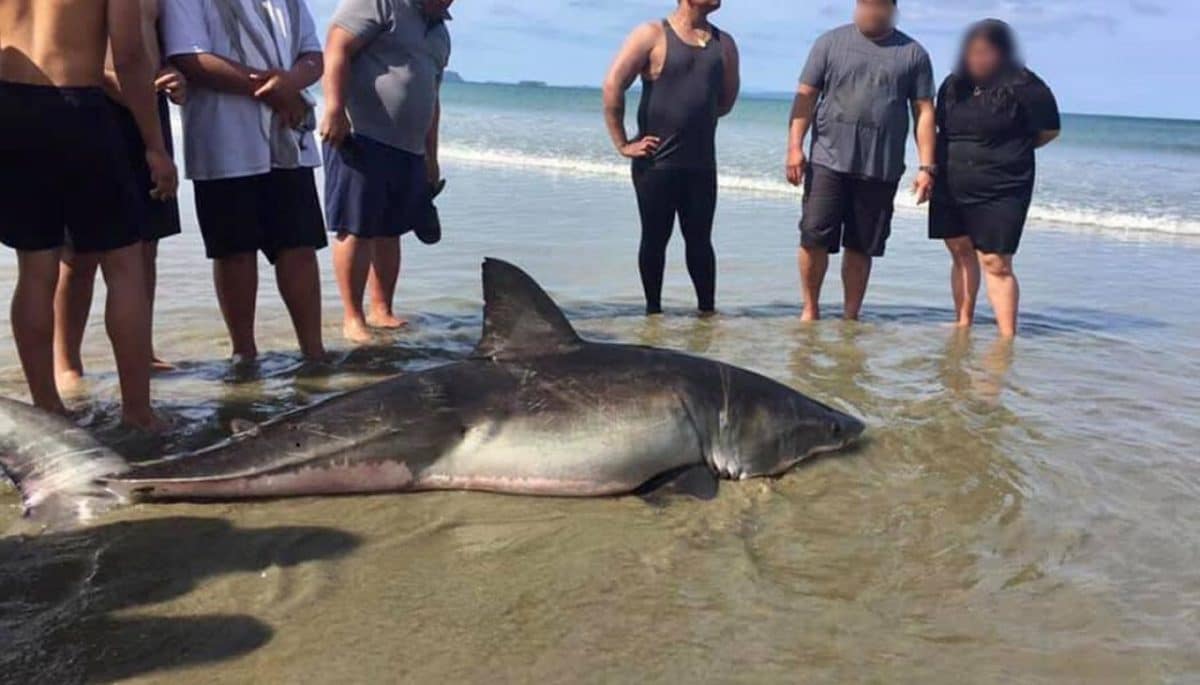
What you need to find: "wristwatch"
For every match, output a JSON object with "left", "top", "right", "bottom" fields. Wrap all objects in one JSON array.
[{"left": 919, "top": 165, "right": 939, "bottom": 176}]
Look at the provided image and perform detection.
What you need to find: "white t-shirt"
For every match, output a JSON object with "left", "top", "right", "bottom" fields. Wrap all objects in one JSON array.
[{"left": 161, "top": 0, "right": 323, "bottom": 181}]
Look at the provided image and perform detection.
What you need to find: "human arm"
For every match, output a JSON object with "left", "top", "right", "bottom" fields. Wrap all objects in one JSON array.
[
  {"left": 909, "top": 49, "right": 937, "bottom": 204},
  {"left": 785, "top": 84, "right": 819, "bottom": 186},
  {"left": 319, "top": 25, "right": 370, "bottom": 146},
  {"left": 911, "top": 98, "right": 936, "bottom": 204},
  {"left": 250, "top": 51, "right": 323, "bottom": 128},
  {"left": 1035, "top": 130, "right": 1060, "bottom": 148},
  {"left": 718, "top": 33, "right": 740, "bottom": 117},
  {"left": 786, "top": 37, "right": 830, "bottom": 186},
  {"left": 155, "top": 66, "right": 188, "bottom": 105},
  {"left": 108, "top": 0, "right": 177, "bottom": 199},
  {"left": 1023, "top": 74, "right": 1062, "bottom": 150},
  {"left": 602, "top": 23, "right": 661, "bottom": 159}
]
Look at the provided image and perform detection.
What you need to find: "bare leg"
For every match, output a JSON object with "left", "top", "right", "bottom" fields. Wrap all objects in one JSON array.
[
  {"left": 97, "top": 244, "right": 159, "bottom": 430},
  {"left": 142, "top": 241, "right": 174, "bottom": 371},
  {"left": 798, "top": 246, "right": 829, "bottom": 322},
  {"left": 841, "top": 249, "right": 873, "bottom": 321},
  {"left": 53, "top": 249, "right": 100, "bottom": 392},
  {"left": 332, "top": 233, "right": 373, "bottom": 344},
  {"left": 366, "top": 236, "right": 406, "bottom": 328},
  {"left": 13, "top": 250, "right": 68, "bottom": 415},
  {"left": 945, "top": 237, "right": 981, "bottom": 328},
  {"left": 274, "top": 247, "right": 326, "bottom": 360},
  {"left": 213, "top": 252, "right": 260, "bottom": 360},
  {"left": 980, "top": 252, "right": 1020, "bottom": 338}
]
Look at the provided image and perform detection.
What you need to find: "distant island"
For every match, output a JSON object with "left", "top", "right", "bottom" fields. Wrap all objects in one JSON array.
[
  {"left": 443, "top": 70, "right": 465, "bottom": 84},
  {"left": 517, "top": 80, "right": 548, "bottom": 88}
]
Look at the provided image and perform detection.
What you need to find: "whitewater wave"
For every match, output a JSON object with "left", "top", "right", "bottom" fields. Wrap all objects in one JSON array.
[{"left": 440, "top": 144, "right": 1200, "bottom": 238}]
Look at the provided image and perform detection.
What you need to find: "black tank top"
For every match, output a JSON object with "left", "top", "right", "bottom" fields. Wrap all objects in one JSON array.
[{"left": 635, "top": 19, "right": 725, "bottom": 171}]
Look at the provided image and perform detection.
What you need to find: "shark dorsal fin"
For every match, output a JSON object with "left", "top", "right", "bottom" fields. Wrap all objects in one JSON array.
[{"left": 472, "top": 258, "right": 583, "bottom": 361}]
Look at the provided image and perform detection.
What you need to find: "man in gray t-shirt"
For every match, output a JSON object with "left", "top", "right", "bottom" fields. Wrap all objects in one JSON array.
[
  {"left": 785, "top": 0, "right": 937, "bottom": 322},
  {"left": 320, "top": 0, "right": 453, "bottom": 344}
]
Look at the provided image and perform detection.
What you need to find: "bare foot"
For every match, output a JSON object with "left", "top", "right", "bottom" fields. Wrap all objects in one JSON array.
[
  {"left": 343, "top": 318, "right": 375, "bottom": 345},
  {"left": 151, "top": 355, "right": 176, "bottom": 373},
  {"left": 697, "top": 309, "right": 718, "bottom": 319},
  {"left": 56, "top": 369, "right": 85, "bottom": 395},
  {"left": 800, "top": 308, "right": 820, "bottom": 322},
  {"left": 366, "top": 312, "right": 409, "bottom": 329},
  {"left": 122, "top": 409, "right": 167, "bottom": 433}
]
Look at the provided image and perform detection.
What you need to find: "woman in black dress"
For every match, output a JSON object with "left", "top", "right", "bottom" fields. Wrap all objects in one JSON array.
[{"left": 930, "top": 20, "right": 1060, "bottom": 337}]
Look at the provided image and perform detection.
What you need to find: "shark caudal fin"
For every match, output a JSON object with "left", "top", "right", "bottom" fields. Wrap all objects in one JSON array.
[
  {"left": 472, "top": 258, "right": 584, "bottom": 361},
  {"left": 0, "top": 398, "right": 129, "bottom": 531}
]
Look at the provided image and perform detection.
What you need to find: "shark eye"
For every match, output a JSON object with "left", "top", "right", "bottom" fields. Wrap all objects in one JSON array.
[{"left": 829, "top": 421, "right": 843, "bottom": 436}]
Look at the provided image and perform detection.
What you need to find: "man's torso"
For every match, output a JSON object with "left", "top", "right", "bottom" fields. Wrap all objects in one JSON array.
[
  {"left": 0, "top": 0, "right": 108, "bottom": 87},
  {"left": 340, "top": 0, "right": 451, "bottom": 154},
  {"left": 809, "top": 24, "right": 929, "bottom": 182},
  {"left": 162, "top": 0, "right": 321, "bottom": 180}
]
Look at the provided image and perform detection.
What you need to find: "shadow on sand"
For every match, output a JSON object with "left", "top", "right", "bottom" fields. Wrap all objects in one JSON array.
[{"left": 0, "top": 517, "right": 360, "bottom": 684}]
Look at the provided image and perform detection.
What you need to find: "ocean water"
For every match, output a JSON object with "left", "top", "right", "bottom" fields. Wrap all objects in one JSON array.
[
  {"left": 439, "top": 82, "right": 1200, "bottom": 239},
  {"left": 0, "top": 83, "right": 1198, "bottom": 683}
]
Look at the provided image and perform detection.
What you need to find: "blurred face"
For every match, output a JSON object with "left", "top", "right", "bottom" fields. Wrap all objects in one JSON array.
[
  {"left": 854, "top": 0, "right": 896, "bottom": 36},
  {"left": 422, "top": 0, "right": 454, "bottom": 19},
  {"left": 964, "top": 36, "right": 1003, "bottom": 84},
  {"left": 682, "top": 0, "right": 723, "bottom": 13}
]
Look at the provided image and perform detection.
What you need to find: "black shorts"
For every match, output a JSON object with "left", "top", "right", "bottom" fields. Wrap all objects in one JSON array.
[
  {"left": 109, "top": 95, "right": 182, "bottom": 243},
  {"left": 0, "top": 81, "right": 142, "bottom": 253},
  {"left": 929, "top": 194, "right": 1031, "bottom": 255},
  {"left": 194, "top": 168, "right": 327, "bottom": 264},
  {"left": 799, "top": 164, "right": 898, "bottom": 257}
]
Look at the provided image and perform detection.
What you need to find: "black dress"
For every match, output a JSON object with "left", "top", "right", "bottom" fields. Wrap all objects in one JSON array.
[{"left": 929, "top": 70, "right": 1060, "bottom": 254}]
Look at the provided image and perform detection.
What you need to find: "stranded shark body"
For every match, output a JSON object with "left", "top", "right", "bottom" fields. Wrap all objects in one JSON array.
[{"left": 0, "top": 259, "right": 864, "bottom": 527}]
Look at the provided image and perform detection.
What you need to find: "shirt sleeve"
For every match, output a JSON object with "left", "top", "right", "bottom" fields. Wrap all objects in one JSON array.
[
  {"left": 934, "top": 77, "right": 950, "bottom": 131},
  {"left": 296, "top": 1, "right": 322, "bottom": 53},
  {"left": 910, "top": 47, "right": 935, "bottom": 100},
  {"left": 1019, "top": 75, "right": 1062, "bottom": 133},
  {"left": 160, "top": 0, "right": 213, "bottom": 58},
  {"left": 332, "top": 0, "right": 390, "bottom": 42},
  {"left": 799, "top": 34, "right": 830, "bottom": 90}
]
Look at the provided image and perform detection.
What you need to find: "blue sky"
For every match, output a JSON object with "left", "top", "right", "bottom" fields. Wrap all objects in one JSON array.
[{"left": 311, "top": 1, "right": 1198, "bottom": 119}]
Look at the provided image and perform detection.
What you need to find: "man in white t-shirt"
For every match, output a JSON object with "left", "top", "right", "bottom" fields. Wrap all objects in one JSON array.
[{"left": 161, "top": 0, "right": 327, "bottom": 362}]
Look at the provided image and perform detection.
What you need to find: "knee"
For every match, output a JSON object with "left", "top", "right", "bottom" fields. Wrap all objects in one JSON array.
[
  {"left": 945, "top": 239, "right": 975, "bottom": 264},
  {"left": 980, "top": 254, "right": 1014, "bottom": 278}
]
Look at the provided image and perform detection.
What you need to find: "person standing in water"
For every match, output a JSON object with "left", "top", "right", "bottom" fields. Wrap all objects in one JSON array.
[
  {"left": 321, "top": 0, "right": 453, "bottom": 344},
  {"left": 603, "top": 0, "right": 741, "bottom": 316},
  {"left": 929, "top": 20, "right": 1060, "bottom": 338},
  {"left": 0, "top": 0, "right": 178, "bottom": 430},
  {"left": 786, "top": 0, "right": 937, "bottom": 321},
  {"left": 54, "top": 0, "right": 189, "bottom": 391},
  {"left": 161, "top": 0, "right": 328, "bottom": 364}
]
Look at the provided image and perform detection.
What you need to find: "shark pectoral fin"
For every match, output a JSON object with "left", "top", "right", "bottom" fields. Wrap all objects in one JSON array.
[
  {"left": 229, "top": 419, "right": 260, "bottom": 437},
  {"left": 635, "top": 465, "right": 720, "bottom": 505}
]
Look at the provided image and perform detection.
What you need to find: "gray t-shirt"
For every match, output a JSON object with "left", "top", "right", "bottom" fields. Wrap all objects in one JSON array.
[
  {"left": 799, "top": 24, "right": 934, "bottom": 182},
  {"left": 332, "top": 0, "right": 451, "bottom": 154}
]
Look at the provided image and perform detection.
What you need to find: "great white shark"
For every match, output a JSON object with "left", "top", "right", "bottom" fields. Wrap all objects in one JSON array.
[{"left": 0, "top": 259, "right": 865, "bottom": 528}]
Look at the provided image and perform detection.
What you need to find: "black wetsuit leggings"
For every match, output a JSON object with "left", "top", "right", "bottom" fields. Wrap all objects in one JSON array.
[{"left": 632, "top": 167, "right": 718, "bottom": 314}]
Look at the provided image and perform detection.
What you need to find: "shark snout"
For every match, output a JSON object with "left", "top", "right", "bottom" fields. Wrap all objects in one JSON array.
[{"left": 834, "top": 413, "right": 867, "bottom": 446}]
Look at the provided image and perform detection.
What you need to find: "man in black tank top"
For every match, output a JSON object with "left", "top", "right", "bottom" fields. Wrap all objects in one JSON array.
[{"left": 603, "top": 0, "right": 740, "bottom": 316}]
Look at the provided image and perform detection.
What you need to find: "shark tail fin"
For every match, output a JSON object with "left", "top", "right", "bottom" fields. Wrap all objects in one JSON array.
[{"left": 0, "top": 399, "right": 129, "bottom": 531}]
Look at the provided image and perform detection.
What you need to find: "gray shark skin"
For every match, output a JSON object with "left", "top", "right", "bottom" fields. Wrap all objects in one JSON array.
[{"left": 0, "top": 259, "right": 864, "bottom": 528}]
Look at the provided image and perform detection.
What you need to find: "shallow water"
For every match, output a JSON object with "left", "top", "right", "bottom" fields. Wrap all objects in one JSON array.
[{"left": 2, "top": 151, "right": 1200, "bottom": 682}]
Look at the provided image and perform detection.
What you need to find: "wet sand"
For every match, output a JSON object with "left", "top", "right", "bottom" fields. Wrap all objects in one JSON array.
[{"left": 1, "top": 164, "right": 1198, "bottom": 683}]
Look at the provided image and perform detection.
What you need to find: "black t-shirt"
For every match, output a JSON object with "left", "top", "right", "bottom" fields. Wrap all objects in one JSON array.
[{"left": 935, "top": 71, "right": 1060, "bottom": 204}]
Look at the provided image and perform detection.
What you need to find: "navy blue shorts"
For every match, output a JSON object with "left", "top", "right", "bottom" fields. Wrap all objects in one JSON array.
[{"left": 323, "top": 134, "right": 426, "bottom": 239}]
